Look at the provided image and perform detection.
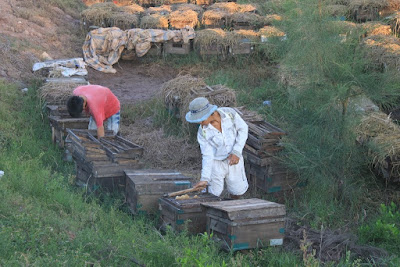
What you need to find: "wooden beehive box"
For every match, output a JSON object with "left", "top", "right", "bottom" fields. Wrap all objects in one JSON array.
[
  {"left": 143, "top": 43, "right": 163, "bottom": 57},
  {"left": 67, "top": 129, "right": 142, "bottom": 192},
  {"left": 99, "top": 135, "right": 144, "bottom": 164},
  {"left": 159, "top": 193, "right": 223, "bottom": 234},
  {"left": 202, "top": 198, "right": 286, "bottom": 251},
  {"left": 229, "top": 39, "right": 254, "bottom": 55},
  {"left": 125, "top": 169, "right": 194, "bottom": 214},
  {"left": 48, "top": 110, "right": 90, "bottom": 148},
  {"left": 245, "top": 160, "right": 300, "bottom": 193},
  {"left": 164, "top": 40, "right": 192, "bottom": 55},
  {"left": 198, "top": 43, "right": 228, "bottom": 60}
]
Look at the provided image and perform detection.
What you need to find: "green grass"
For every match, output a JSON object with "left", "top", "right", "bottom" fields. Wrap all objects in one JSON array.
[{"left": 0, "top": 81, "right": 304, "bottom": 266}]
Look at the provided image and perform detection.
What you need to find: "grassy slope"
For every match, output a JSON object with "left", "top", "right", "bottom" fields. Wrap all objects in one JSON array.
[{"left": 0, "top": 82, "right": 301, "bottom": 266}]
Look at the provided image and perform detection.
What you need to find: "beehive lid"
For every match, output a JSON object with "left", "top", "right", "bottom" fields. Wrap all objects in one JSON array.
[
  {"left": 125, "top": 169, "right": 193, "bottom": 184},
  {"left": 201, "top": 198, "right": 285, "bottom": 220},
  {"left": 162, "top": 193, "right": 223, "bottom": 209}
]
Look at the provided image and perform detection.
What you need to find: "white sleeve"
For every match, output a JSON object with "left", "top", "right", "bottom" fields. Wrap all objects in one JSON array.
[
  {"left": 231, "top": 112, "right": 248, "bottom": 157},
  {"left": 197, "top": 127, "right": 214, "bottom": 182}
]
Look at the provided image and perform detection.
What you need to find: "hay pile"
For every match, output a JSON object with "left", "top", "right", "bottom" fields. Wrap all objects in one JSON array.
[
  {"left": 237, "top": 4, "right": 258, "bottom": 13},
  {"left": 194, "top": 28, "right": 228, "bottom": 48},
  {"left": 356, "top": 111, "right": 400, "bottom": 182},
  {"left": 380, "top": 0, "right": 400, "bottom": 17},
  {"left": 140, "top": 14, "right": 169, "bottom": 29},
  {"left": 112, "top": 0, "right": 134, "bottom": 6},
  {"left": 161, "top": 75, "right": 237, "bottom": 123},
  {"left": 362, "top": 21, "right": 392, "bottom": 36},
  {"left": 145, "top": 5, "right": 172, "bottom": 15},
  {"left": 39, "top": 81, "right": 86, "bottom": 105},
  {"left": 201, "top": 10, "right": 229, "bottom": 27},
  {"left": 225, "top": 29, "right": 260, "bottom": 46},
  {"left": 259, "top": 26, "right": 286, "bottom": 38},
  {"left": 264, "top": 14, "right": 283, "bottom": 25},
  {"left": 349, "top": 0, "right": 388, "bottom": 21},
  {"left": 169, "top": 10, "right": 199, "bottom": 29},
  {"left": 208, "top": 2, "right": 240, "bottom": 13},
  {"left": 121, "top": 4, "right": 145, "bottom": 14},
  {"left": 171, "top": 3, "right": 204, "bottom": 14},
  {"left": 81, "top": 2, "right": 139, "bottom": 30},
  {"left": 362, "top": 34, "right": 400, "bottom": 71},
  {"left": 82, "top": 0, "right": 105, "bottom": 6},
  {"left": 325, "top": 4, "right": 349, "bottom": 17}
]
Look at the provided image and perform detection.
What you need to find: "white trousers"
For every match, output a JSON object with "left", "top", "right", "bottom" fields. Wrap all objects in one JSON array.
[{"left": 208, "top": 156, "right": 249, "bottom": 197}]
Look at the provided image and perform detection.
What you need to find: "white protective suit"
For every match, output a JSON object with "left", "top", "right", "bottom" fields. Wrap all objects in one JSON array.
[{"left": 197, "top": 107, "right": 249, "bottom": 196}]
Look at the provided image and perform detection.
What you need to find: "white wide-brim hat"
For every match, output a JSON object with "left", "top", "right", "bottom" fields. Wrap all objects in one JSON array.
[{"left": 185, "top": 97, "right": 218, "bottom": 123}]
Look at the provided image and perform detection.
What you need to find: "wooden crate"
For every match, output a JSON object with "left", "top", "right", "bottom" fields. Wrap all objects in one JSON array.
[
  {"left": 202, "top": 198, "right": 285, "bottom": 251},
  {"left": 198, "top": 43, "right": 228, "bottom": 60},
  {"left": 125, "top": 169, "right": 194, "bottom": 214},
  {"left": 244, "top": 159, "right": 300, "bottom": 193},
  {"left": 67, "top": 129, "right": 141, "bottom": 192},
  {"left": 159, "top": 193, "right": 223, "bottom": 234},
  {"left": 164, "top": 41, "right": 192, "bottom": 55},
  {"left": 99, "top": 135, "right": 144, "bottom": 164},
  {"left": 49, "top": 114, "right": 90, "bottom": 148},
  {"left": 229, "top": 40, "right": 254, "bottom": 55}
]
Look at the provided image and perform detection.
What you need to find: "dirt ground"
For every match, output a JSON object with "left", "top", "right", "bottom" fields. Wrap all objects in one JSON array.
[{"left": 87, "top": 60, "right": 177, "bottom": 105}]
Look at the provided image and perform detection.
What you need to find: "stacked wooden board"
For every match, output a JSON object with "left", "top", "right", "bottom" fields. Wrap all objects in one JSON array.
[
  {"left": 125, "top": 169, "right": 194, "bottom": 214},
  {"left": 159, "top": 193, "right": 224, "bottom": 234},
  {"left": 66, "top": 129, "right": 143, "bottom": 192},
  {"left": 202, "top": 198, "right": 285, "bottom": 251},
  {"left": 47, "top": 105, "right": 90, "bottom": 148},
  {"left": 233, "top": 107, "right": 299, "bottom": 193}
]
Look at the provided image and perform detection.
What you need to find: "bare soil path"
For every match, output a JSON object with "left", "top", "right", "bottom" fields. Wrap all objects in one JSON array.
[{"left": 87, "top": 60, "right": 177, "bottom": 105}]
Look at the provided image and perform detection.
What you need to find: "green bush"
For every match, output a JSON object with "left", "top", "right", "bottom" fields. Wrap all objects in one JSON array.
[{"left": 359, "top": 203, "right": 400, "bottom": 254}]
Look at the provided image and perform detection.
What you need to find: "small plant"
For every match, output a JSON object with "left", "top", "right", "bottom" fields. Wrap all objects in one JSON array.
[
  {"left": 359, "top": 202, "right": 400, "bottom": 254},
  {"left": 300, "top": 230, "right": 320, "bottom": 267}
]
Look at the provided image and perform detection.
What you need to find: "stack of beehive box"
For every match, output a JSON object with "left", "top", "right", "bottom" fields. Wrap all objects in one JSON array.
[
  {"left": 66, "top": 129, "right": 144, "bottom": 192},
  {"left": 233, "top": 107, "right": 299, "bottom": 194}
]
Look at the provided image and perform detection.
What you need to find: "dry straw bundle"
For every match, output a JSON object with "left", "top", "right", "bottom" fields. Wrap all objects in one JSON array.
[
  {"left": 380, "top": 0, "right": 400, "bottom": 17},
  {"left": 39, "top": 81, "right": 86, "bottom": 105},
  {"left": 81, "top": 2, "right": 140, "bottom": 29},
  {"left": 237, "top": 4, "right": 258, "bottom": 13},
  {"left": 140, "top": 14, "right": 169, "bottom": 29},
  {"left": 112, "top": 0, "right": 134, "bottom": 6},
  {"left": 225, "top": 29, "right": 260, "bottom": 46},
  {"left": 362, "top": 35, "right": 400, "bottom": 71},
  {"left": 201, "top": 10, "right": 229, "bottom": 27},
  {"left": 362, "top": 21, "right": 392, "bottom": 36},
  {"left": 171, "top": 3, "right": 204, "bottom": 14},
  {"left": 194, "top": 28, "right": 229, "bottom": 48},
  {"left": 208, "top": 2, "right": 240, "bottom": 13},
  {"left": 145, "top": 5, "right": 172, "bottom": 15},
  {"left": 161, "top": 75, "right": 237, "bottom": 123},
  {"left": 264, "top": 14, "right": 283, "bottom": 25},
  {"left": 82, "top": 0, "right": 105, "bottom": 6},
  {"left": 259, "top": 26, "right": 285, "bottom": 37},
  {"left": 169, "top": 10, "right": 199, "bottom": 29},
  {"left": 349, "top": 0, "right": 388, "bottom": 21},
  {"left": 356, "top": 112, "right": 400, "bottom": 182},
  {"left": 121, "top": 4, "right": 145, "bottom": 14}
]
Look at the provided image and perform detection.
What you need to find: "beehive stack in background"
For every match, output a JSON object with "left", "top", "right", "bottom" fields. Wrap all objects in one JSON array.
[
  {"left": 66, "top": 129, "right": 144, "bottom": 192},
  {"left": 233, "top": 107, "right": 298, "bottom": 194}
]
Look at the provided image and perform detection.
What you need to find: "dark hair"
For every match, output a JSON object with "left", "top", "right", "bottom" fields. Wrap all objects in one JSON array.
[{"left": 67, "top": 96, "right": 84, "bottom": 118}]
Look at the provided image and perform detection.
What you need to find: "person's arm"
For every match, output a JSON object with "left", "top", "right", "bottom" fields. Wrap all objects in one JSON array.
[
  {"left": 197, "top": 126, "right": 214, "bottom": 184},
  {"left": 97, "top": 125, "right": 105, "bottom": 138},
  {"left": 231, "top": 111, "right": 248, "bottom": 158}
]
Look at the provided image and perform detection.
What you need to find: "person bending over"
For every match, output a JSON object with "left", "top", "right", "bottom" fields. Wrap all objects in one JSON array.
[
  {"left": 185, "top": 97, "right": 249, "bottom": 199},
  {"left": 67, "top": 85, "right": 120, "bottom": 138}
]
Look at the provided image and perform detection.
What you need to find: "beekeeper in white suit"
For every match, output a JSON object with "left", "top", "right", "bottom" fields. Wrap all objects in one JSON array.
[{"left": 185, "top": 97, "right": 249, "bottom": 199}]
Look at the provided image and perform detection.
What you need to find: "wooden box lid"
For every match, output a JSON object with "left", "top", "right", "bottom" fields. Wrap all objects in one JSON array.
[
  {"left": 201, "top": 198, "right": 285, "bottom": 221},
  {"left": 160, "top": 193, "right": 223, "bottom": 212}
]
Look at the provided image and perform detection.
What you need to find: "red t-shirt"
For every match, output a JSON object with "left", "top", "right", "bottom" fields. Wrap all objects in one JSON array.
[{"left": 73, "top": 85, "right": 120, "bottom": 127}]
